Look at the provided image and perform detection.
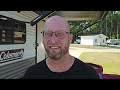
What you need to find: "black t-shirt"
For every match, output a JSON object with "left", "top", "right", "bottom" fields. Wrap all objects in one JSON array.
[{"left": 23, "top": 58, "right": 100, "bottom": 79}]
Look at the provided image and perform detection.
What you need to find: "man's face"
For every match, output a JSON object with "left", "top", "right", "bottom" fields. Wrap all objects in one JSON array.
[{"left": 43, "top": 17, "right": 73, "bottom": 60}]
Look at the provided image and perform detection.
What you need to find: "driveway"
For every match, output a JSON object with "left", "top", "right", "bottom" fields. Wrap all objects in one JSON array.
[{"left": 69, "top": 46, "right": 120, "bottom": 58}]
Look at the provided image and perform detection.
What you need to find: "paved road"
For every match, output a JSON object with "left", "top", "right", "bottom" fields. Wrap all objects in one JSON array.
[{"left": 69, "top": 47, "right": 120, "bottom": 58}]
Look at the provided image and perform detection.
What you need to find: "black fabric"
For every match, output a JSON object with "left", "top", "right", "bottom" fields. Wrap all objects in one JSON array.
[{"left": 23, "top": 58, "right": 100, "bottom": 79}]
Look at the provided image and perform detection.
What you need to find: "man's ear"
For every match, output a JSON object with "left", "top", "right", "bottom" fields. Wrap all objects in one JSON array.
[{"left": 69, "top": 34, "right": 73, "bottom": 44}]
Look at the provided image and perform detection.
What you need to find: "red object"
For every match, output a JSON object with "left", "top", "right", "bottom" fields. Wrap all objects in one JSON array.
[
  {"left": 86, "top": 63, "right": 120, "bottom": 79},
  {"left": 87, "top": 63, "right": 103, "bottom": 79},
  {"left": 87, "top": 63, "right": 103, "bottom": 73},
  {"left": 102, "top": 74, "right": 120, "bottom": 79}
]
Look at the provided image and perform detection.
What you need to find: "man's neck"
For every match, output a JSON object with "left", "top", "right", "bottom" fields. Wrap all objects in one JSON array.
[{"left": 46, "top": 54, "right": 75, "bottom": 72}]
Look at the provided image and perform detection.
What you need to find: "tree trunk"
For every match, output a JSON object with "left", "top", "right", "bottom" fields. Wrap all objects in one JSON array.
[{"left": 117, "top": 19, "right": 119, "bottom": 39}]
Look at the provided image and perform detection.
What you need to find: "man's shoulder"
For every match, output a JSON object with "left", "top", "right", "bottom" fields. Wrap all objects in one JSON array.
[
  {"left": 23, "top": 59, "right": 46, "bottom": 79},
  {"left": 74, "top": 57, "right": 86, "bottom": 66},
  {"left": 27, "top": 59, "right": 46, "bottom": 71},
  {"left": 74, "top": 57, "right": 100, "bottom": 79},
  {"left": 74, "top": 57, "right": 96, "bottom": 71}
]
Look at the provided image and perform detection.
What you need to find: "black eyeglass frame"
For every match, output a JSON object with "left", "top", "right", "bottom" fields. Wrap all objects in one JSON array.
[{"left": 42, "top": 30, "right": 70, "bottom": 39}]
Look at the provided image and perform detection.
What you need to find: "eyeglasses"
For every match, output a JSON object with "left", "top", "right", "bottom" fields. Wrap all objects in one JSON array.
[{"left": 43, "top": 30, "right": 69, "bottom": 39}]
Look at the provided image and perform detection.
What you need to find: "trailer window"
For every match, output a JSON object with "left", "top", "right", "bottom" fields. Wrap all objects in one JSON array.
[{"left": 0, "top": 15, "right": 26, "bottom": 44}]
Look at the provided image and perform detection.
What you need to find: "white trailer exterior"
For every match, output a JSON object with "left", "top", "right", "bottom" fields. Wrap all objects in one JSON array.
[{"left": 0, "top": 11, "right": 46, "bottom": 79}]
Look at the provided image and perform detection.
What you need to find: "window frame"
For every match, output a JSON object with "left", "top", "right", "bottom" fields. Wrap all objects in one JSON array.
[{"left": 0, "top": 15, "right": 26, "bottom": 45}]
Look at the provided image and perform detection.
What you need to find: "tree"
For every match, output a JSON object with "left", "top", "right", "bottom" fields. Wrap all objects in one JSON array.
[{"left": 69, "top": 11, "right": 120, "bottom": 40}]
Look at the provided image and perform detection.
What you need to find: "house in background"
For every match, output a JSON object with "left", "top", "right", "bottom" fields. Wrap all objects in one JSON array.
[{"left": 78, "top": 34, "right": 108, "bottom": 45}]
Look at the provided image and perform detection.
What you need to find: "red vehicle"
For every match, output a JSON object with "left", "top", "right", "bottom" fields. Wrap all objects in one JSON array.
[{"left": 87, "top": 63, "right": 120, "bottom": 79}]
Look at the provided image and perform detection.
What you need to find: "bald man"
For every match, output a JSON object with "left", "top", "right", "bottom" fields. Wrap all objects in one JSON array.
[{"left": 23, "top": 16, "right": 100, "bottom": 79}]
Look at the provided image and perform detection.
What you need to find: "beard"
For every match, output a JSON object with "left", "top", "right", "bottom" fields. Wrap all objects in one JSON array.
[{"left": 45, "top": 42, "right": 70, "bottom": 60}]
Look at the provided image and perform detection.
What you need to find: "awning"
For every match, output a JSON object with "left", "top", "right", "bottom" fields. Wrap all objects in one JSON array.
[
  {"left": 50, "top": 11, "right": 108, "bottom": 21},
  {"left": 31, "top": 11, "right": 108, "bottom": 26}
]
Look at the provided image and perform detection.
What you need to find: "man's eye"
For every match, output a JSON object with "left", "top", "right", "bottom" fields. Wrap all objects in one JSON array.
[{"left": 57, "top": 32, "right": 64, "bottom": 36}]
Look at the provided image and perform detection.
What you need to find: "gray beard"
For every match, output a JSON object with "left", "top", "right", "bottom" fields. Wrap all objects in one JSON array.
[{"left": 45, "top": 44, "right": 69, "bottom": 60}]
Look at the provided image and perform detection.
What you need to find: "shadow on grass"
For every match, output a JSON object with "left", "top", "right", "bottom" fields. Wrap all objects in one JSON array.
[{"left": 100, "top": 45, "right": 120, "bottom": 49}]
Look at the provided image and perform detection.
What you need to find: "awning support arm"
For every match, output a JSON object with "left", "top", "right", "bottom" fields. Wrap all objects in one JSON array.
[{"left": 30, "top": 11, "right": 54, "bottom": 26}]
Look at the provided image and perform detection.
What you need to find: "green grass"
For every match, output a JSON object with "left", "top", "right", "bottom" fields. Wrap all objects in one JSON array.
[{"left": 79, "top": 52, "right": 120, "bottom": 75}]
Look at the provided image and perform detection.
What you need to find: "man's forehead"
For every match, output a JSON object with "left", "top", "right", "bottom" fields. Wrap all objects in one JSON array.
[{"left": 45, "top": 16, "right": 70, "bottom": 31}]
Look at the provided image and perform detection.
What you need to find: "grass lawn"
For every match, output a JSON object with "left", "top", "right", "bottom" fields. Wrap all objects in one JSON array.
[{"left": 79, "top": 52, "right": 120, "bottom": 75}]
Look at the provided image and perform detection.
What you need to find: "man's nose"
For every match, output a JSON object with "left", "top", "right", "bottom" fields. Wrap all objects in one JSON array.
[{"left": 50, "top": 33, "right": 58, "bottom": 43}]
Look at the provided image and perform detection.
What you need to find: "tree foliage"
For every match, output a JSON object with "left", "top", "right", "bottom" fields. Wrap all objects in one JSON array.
[{"left": 69, "top": 11, "right": 120, "bottom": 40}]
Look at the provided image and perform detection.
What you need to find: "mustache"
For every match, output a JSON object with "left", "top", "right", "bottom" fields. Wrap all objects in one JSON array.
[{"left": 47, "top": 43, "right": 60, "bottom": 47}]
